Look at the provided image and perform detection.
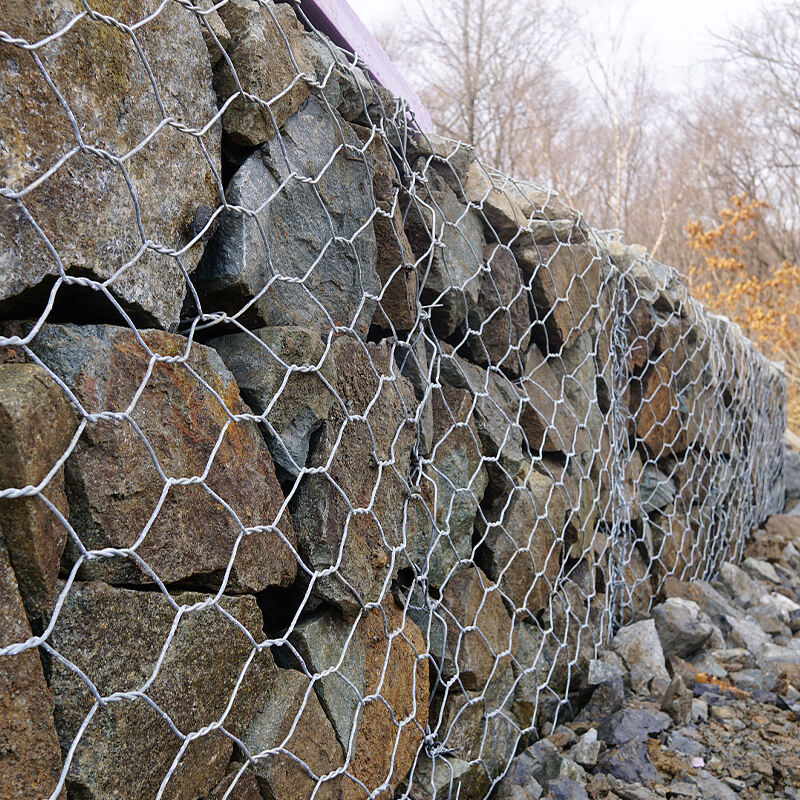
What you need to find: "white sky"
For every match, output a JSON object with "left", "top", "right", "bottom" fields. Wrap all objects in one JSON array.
[{"left": 347, "top": 0, "right": 764, "bottom": 83}]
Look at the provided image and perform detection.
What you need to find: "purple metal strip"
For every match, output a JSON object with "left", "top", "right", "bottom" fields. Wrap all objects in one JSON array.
[{"left": 298, "top": 0, "right": 432, "bottom": 132}]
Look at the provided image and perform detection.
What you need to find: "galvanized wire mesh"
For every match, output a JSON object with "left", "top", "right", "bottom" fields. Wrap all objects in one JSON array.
[{"left": 0, "top": 3, "right": 786, "bottom": 800}]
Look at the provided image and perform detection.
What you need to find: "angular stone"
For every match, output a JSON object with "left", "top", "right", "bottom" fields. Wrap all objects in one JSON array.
[
  {"left": 410, "top": 133, "right": 476, "bottom": 195},
  {"left": 408, "top": 755, "right": 473, "bottom": 800},
  {"left": 413, "top": 564, "right": 517, "bottom": 691},
  {"left": 0, "top": 539, "right": 63, "bottom": 800},
  {"left": 461, "top": 244, "right": 531, "bottom": 377},
  {"left": 197, "top": 96, "right": 379, "bottom": 339},
  {"left": 240, "top": 668, "right": 344, "bottom": 800},
  {"left": 577, "top": 676, "right": 626, "bottom": 723},
  {"left": 570, "top": 729, "right": 601, "bottom": 768},
  {"left": 213, "top": 0, "right": 312, "bottom": 145},
  {"left": 194, "top": 0, "right": 231, "bottom": 66},
  {"left": 0, "top": 363, "right": 77, "bottom": 624},
  {"left": 291, "top": 337, "right": 417, "bottom": 611},
  {"left": 513, "top": 242, "right": 602, "bottom": 350},
  {"left": 587, "top": 653, "right": 627, "bottom": 686},
  {"left": 520, "top": 344, "right": 589, "bottom": 454},
  {"left": 352, "top": 124, "right": 418, "bottom": 333},
  {"left": 597, "top": 740, "right": 658, "bottom": 784},
  {"left": 208, "top": 327, "right": 337, "bottom": 479},
  {"left": 631, "top": 361, "right": 687, "bottom": 456},
  {"left": 549, "top": 778, "right": 590, "bottom": 800},
  {"left": 596, "top": 708, "right": 671, "bottom": 746},
  {"left": 652, "top": 598, "right": 713, "bottom": 658},
  {"left": 663, "top": 579, "right": 743, "bottom": 627},
  {"left": 0, "top": 0, "right": 220, "bottom": 330},
  {"left": 610, "top": 619, "right": 670, "bottom": 693},
  {"left": 463, "top": 162, "right": 577, "bottom": 241},
  {"left": 413, "top": 385, "right": 487, "bottom": 586},
  {"left": 404, "top": 170, "right": 485, "bottom": 338},
  {"left": 660, "top": 675, "right": 692, "bottom": 725},
  {"left": 288, "top": 599, "right": 428, "bottom": 798},
  {"left": 476, "top": 467, "right": 563, "bottom": 615},
  {"left": 24, "top": 323, "right": 296, "bottom": 592},
  {"left": 49, "top": 581, "right": 273, "bottom": 800},
  {"left": 723, "top": 614, "right": 770, "bottom": 654},
  {"left": 639, "top": 462, "right": 676, "bottom": 513},
  {"left": 741, "top": 557, "right": 781, "bottom": 585}
]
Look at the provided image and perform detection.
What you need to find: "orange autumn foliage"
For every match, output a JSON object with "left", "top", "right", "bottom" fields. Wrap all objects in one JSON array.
[{"left": 686, "top": 194, "right": 800, "bottom": 432}]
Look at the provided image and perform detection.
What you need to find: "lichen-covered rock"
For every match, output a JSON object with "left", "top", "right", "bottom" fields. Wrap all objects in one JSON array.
[
  {"left": 0, "top": 0, "right": 220, "bottom": 330},
  {"left": 239, "top": 668, "right": 345, "bottom": 800},
  {"left": 476, "top": 467, "right": 564, "bottom": 615},
  {"left": 288, "top": 599, "right": 428, "bottom": 798},
  {"left": 0, "top": 363, "right": 77, "bottom": 624},
  {"left": 0, "top": 539, "right": 63, "bottom": 800},
  {"left": 48, "top": 581, "right": 274, "bottom": 800},
  {"left": 404, "top": 170, "right": 485, "bottom": 338},
  {"left": 23, "top": 323, "right": 296, "bottom": 592},
  {"left": 209, "top": 327, "right": 336, "bottom": 479},
  {"left": 291, "top": 337, "right": 417, "bottom": 611},
  {"left": 413, "top": 385, "right": 488, "bottom": 587},
  {"left": 213, "top": 0, "right": 312, "bottom": 145},
  {"left": 462, "top": 244, "right": 532, "bottom": 378},
  {"left": 196, "top": 96, "right": 379, "bottom": 338}
]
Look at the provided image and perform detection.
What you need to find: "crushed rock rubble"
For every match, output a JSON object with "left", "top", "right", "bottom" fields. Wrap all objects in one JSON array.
[{"left": 494, "top": 506, "right": 800, "bottom": 800}]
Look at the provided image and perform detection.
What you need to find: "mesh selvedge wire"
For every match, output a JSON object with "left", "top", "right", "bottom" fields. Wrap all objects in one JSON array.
[{"left": 0, "top": 2, "right": 786, "bottom": 800}]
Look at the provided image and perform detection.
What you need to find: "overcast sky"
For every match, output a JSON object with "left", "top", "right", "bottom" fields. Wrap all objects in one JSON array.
[{"left": 347, "top": 0, "right": 762, "bottom": 83}]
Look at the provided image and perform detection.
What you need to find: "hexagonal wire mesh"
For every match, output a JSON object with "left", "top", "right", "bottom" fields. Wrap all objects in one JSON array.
[{"left": 0, "top": 2, "right": 786, "bottom": 800}]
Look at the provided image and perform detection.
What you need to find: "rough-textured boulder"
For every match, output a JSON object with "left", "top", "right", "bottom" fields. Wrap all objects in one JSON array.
[
  {"left": 292, "top": 336, "right": 417, "bottom": 611},
  {"left": 414, "top": 385, "right": 487, "bottom": 586},
  {"left": 0, "top": 363, "right": 77, "bottom": 624},
  {"left": 462, "top": 244, "right": 532, "bottom": 377},
  {"left": 0, "top": 0, "right": 220, "bottom": 330},
  {"left": 352, "top": 124, "right": 418, "bottom": 332},
  {"left": 610, "top": 619, "right": 670, "bottom": 693},
  {"left": 209, "top": 327, "right": 337, "bottom": 479},
  {"left": 239, "top": 668, "right": 345, "bottom": 800},
  {"left": 213, "top": 0, "right": 312, "bottom": 145},
  {"left": 196, "top": 96, "right": 379, "bottom": 338},
  {"left": 48, "top": 581, "right": 273, "bottom": 800},
  {"left": 413, "top": 564, "right": 518, "bottom": 690},
  {"left": 476, "top": 467, "right": 564, "bottom": 615},
  {"left": 0, "top": 539, "right": 63, "bottom": 800},
  {"left": 23, "top": 323, "right": 296, "bottom": 592},
  {"left": 288, "top": 599, "right": 428, "bottom": 798},
  {"left": 404, "top": 170, "right": 485, "bottom": 337},
  {"left": 513, "top": 242, "right": 602, "bottom": 350},
  {"left": 652, "top": 598, "right": 713, "bottom": 658}
]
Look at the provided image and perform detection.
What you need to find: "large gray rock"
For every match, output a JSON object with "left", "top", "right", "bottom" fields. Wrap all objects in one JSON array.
[
  {"left": 0, "top": 363, "right": 77, "bottom": 625},
  {"left": 413, "top": 385, "right": 487, "bottom": 586},
  {"left": 197, "top": 96, "right": 379, "bottom": 339},
  {"left": 652, "top": 597, "right": 714, "bottom": 658},
  {"left": 596, "top": 708, "right": 672, "bottom": 746},
  {"left": 209, "top": 327, "right": 336, "bottom": 479},
  {"left": 610, "top": 619, "right": 670, "bottom": 693},
  {"left": 404, "top": 170, "right": 486, "bottom": 338},
  {"left": 239, "top": 668, "right": 345, "bottom": 800},
  {"left": 0, "top": 539, "right": 63, "bottom": 800},
  {"left": 462, "top": 244, "right": 532, "bottom": 378},
  {"left": 291, "top": 337, "right": 417, "bottom": 611},
  {"left": 48, "top": 580, "right": 273, "bottom": 800},
  {"left": 213, "top": 0, "right": 312, "bottom": 145},
  {"left": 288, "top": 599, "right": 428, "bottom": 797},
  {"left": 23, "top": 323, "right": 297, "bottom": 593},
  {"left": 0, "top": 0, "right": 220, "bottom": 330}
]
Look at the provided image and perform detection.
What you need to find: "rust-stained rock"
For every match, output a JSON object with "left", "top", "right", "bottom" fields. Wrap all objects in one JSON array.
[
  {"left": 213, "top": 0, "right": 312, "bottom": 145},
  {"left": 22, "top": 323, "right": 296, "bottom": 593},
  {"left": 288, "top": 599, "right": 429, "bottom": 799},
  {"left": 292, "top": 337, "right": 417, "bottom": 611},
  {"left": 0, "top": 363, "right": 77, "bottom": 624},
  {"left": 476, "top": 467, "right": 564, "bottom": 616},
  {"left": 240, "top": 669, "right": 345, "bottom": 800},
  {"left": 0, "top": 0, "right": 220, "bottom": 330},
  {"left": 48, "top": 580, "right": 273, "bottom": 800},
  {"left": 0, "top": 539, "right": 63, "bottom": 800},
  {"left": 632, "top": 360, "right": 686, "bottom": 456}
]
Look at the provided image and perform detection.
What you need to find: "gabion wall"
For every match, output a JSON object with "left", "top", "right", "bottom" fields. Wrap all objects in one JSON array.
[{"left": 0, "top": 2, "right": 786, "bottom": 799}]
